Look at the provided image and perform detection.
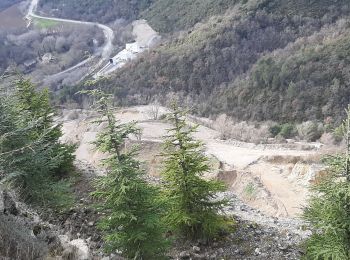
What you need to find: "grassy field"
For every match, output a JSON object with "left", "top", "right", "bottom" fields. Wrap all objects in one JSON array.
[
  {"left": 33, "top": 17, "right": 59, "bottom": 29},
  {"left": 0, "top": 4, "right": 26, "bottom": 30}
]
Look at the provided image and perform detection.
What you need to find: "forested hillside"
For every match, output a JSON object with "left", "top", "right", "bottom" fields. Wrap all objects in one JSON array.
[
  {"left": 59, "top": 0, "right": 350, "bottom": 124},
  {"left": 38, "top": 0, "right": 153, "bottom": 23},
  {"left": 220, "top": 22, "right": 350, "bottom": 122},
  {"left": 142, "top": 0, "right": 349, "bottom": 33},
  {"left": 141, "top": 0, "right": 240, "bottom": 33}
]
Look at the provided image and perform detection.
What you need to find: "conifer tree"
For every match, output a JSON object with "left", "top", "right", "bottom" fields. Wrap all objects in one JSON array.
[
  {"left": 0, "top": 78, "right": 74, "bottom": 209},
  {"left": 161, "top": 104, "right": 230, "bottom": 240},
  {"left": 82, "top": 89, "right": 168, "bottom": 259},
  {"left": 303, "top": 105, "right": 350, "bottom": 259},
  {"left": 14, "top": 78, "right": 75, "bottom": 175}
]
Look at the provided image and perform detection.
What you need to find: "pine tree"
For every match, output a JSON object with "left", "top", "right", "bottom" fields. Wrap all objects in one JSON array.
[
  {"left": 14, "top": 78, "right": 75, "bottom": 175},
  {"left": 0, "top": 78, "right": 74, "bottom": 209},
  {"left": 81, "top": 89, "right": 168, "bottom": 259},
  {"left": 303, "top": 105, "right": 350, "bottom": 260},
  {"left": 161, "top": 104, "right": 230, "bottom": 241}
]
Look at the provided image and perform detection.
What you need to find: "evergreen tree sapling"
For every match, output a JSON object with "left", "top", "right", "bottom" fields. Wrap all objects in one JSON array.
[
  {"left": 81, "top": 89, "right": 168, "bottom": 259},
  {"left": 161, "top": 104, "right": 231, "bottom": 241},
  {"left": 303, "top": 105, "right": 350, "bottom": 260}
]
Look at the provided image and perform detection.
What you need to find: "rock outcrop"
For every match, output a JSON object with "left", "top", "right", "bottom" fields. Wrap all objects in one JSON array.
[{"left": 288, "top": 162, "right": 327, "bottom": 186}]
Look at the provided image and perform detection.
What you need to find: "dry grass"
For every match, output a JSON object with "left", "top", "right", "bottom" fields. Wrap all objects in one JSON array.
[
  {"left": 209, "top": 114, "right": 271, "bottom": 144},
  {"left": 264, "top": 155, "right": 302, "bottom": 164},
  {"left": 0, "top": 4, "right": 26, "bottom": 30},
  {"left": 264, "top": 153, "right": 326, "bottom": 164},
  {"left": 0, "top": 215, "right": 48, "bottom": 260}
]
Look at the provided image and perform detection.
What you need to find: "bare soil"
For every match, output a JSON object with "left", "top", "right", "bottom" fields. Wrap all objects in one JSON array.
[{"left": 59, "top": 106, "right": 326, "bottom": 219}]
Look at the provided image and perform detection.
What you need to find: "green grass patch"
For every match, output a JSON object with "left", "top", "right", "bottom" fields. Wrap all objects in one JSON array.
[
  {"left": 244, "top": 182, "right": 257, "bottom": 199},
  {"left": 33, "top": 18, "right": 59, "bottom": 29}
]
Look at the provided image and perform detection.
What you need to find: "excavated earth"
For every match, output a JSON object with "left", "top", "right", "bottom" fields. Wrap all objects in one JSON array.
[
  {"left": 54, "top": 106, "right": 331, "bottom": 259},
  {"left": 60, "top": 106, "right": 326, "bottom": 219},
  {"left": 0, "top": 106, "right": 332, "bottom": 259}
]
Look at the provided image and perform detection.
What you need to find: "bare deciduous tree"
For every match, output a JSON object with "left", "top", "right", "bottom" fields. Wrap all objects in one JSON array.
[{"left": 146, "top": 101, "right": 161, "bottom": 120}]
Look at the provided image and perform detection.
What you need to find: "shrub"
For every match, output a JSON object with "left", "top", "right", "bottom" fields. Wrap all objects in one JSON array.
[
  {"left": 319, "top": 132, "right": 335, "bottom": 145},
  {"left": 270, "top": 123, "right": 296, "bottom": 139},
  {"left": 279, "top": 123, "right": 296, "bottom": 139},
  {"left": 297, "top": 121, "right": 323, "bottom": 141},
  {"left": 214, "top": 114, "right": 233, "bottom": 140},
  {"left": 214, "top": 115, "right": 270, "bottom": 143},
  {"left": 244, "top": 182, "right": 257, "bottom": 199},
  {"left": 146, "top": 102, "right": 161, "bottom": 120},
  {"left": 269, "top": 124, "right": 282, "bottom": 137},
  {"left": 333, "top": 124, "right": 345, "bottom": 143}
]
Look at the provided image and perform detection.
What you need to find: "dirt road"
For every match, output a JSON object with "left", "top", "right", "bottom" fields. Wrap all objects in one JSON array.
[
  {"left": 27, "top": 0, "right": 114, "bottom": 75},
  {"left": 60, "top": 106, "right": 321, "bottom": 218},
  {"left": 96, "top": 19, "right": 160, "bottom": 77}
]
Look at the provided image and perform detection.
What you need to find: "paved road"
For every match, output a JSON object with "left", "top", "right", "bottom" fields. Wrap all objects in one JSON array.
[{"left": 27, "top": 0, "right": 114, "bottom": 76}]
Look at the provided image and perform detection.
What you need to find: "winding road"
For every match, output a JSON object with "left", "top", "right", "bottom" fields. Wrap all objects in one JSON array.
[{"left": 27, "top": 0, "right": 114, "bottom": 76}]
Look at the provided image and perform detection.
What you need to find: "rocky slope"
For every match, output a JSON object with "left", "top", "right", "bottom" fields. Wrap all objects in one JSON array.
[{"left": 1, "top": 159, "right": 307, "bottom": 259}]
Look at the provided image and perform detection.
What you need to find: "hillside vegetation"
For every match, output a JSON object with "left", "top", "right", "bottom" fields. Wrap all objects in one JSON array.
[
  {"left": 38, "top": 0, "right": 153, "bottom": 24},
  {"left": 220, "top": 23, "right": 350, "bottom": 122},
  {"left": 263, "top": 0, "right": 349, "bottom": 17},
  {"left": 59, "top": 0, "right": 350, "bottom": 124},
  {"left": 142, "top": 0, "right": 349, "bottom": 33},
  {"left": 0, "top": 24, "right": 104, "bottom": 82},
  {"left": 40, "top": 0, "right": 348, "bottom": 33},
  {"left": 141, "top": 0, "right": 240, "bottom": 33}
]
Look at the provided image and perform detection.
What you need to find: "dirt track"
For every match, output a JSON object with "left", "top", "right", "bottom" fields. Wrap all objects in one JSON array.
[
  {"left": 60, "top": 106, "right": 321, "bottom": 218},
  {"left": 27, "top": 0, "right": 114, "bottom": 79}
]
